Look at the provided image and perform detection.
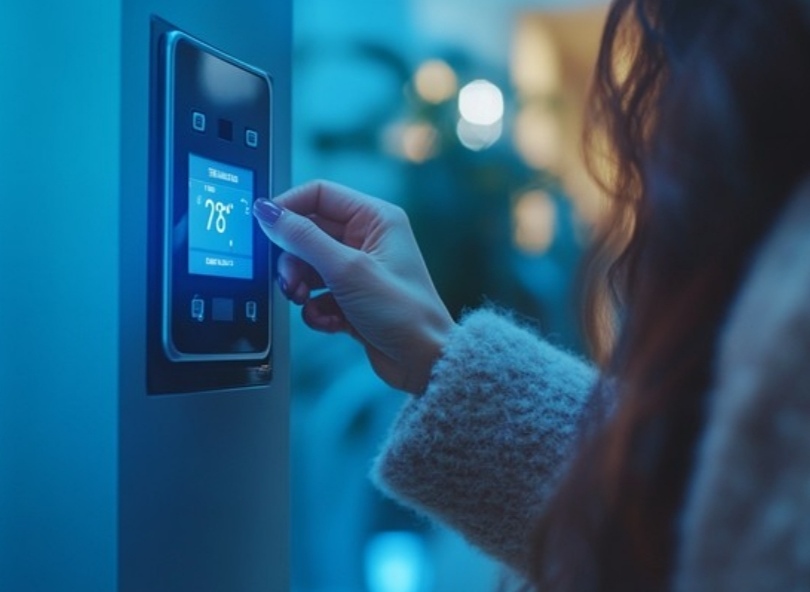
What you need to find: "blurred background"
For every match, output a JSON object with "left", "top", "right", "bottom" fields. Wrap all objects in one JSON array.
[{"left": 290, "top": 1, "right": 608, "bottom": 590}]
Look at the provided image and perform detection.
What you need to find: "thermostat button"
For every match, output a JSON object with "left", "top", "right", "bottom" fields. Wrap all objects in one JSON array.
[
  {"left": 191, "top": 297, "right": 205, "bottom": 322},
  {"left": 245, "top": 128, "right": 258, "bottom": 148},
  {"left": 192, "top": 111, "right": 206, "bottom": 132},
  {"left": 246, "top": 300, "right": 257, "bottom": 322}
]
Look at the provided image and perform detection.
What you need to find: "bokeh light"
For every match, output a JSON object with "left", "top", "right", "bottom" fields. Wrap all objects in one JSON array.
[
  {"left": 458, "top": 79, "right": 504, "bottom": 126},
  {"left": 414, "top": 59, "right": 458, "bottom": 104},
  {"left": 513, "top": 104, "right": 561, "bottom": 171},
  {"left": 513, "top": 189, "right": 557, "bottom": 254},
  {"left": 364, "top": 531, "right": 432, "bottom": 592},
  {"left": 383, "top": 121, "right": 438, "bottom": 162},
  {"left": 456, "top": 117, "right": 502, "bottom": 151},
  {"left": 511, "top": 18, "right": 560, "bottom": 98}
]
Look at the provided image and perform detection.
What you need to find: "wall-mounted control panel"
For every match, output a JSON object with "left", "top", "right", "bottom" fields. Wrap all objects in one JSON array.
[{"left": 148, "top": 22, "right": 274, "bottom": 393}]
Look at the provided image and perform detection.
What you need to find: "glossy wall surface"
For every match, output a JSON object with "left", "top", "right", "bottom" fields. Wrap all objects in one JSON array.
[{"left": 0, "top": 1, "right": 291, "bottom": 590}]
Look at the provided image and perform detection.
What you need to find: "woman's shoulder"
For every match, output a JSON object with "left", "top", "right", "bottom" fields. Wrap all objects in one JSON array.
[
  {"left": 704, "top": 178, "right": 810, "bottom": 436},
  {"left": 719, "top": 178, "right": 810, "bottom": 388},
  {"left": 675, "top": 179, "right": 810, "bottom": 591}
]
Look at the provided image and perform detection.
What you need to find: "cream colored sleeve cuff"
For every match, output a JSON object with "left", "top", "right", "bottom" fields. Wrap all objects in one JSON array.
[{"left": 371, "top": 308, "right": 597, "bottom": 575}]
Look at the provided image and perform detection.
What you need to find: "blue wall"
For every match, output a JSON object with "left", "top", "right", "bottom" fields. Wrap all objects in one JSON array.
[{"left": 0, "top": 2, "right": 121, "bottom": 590}]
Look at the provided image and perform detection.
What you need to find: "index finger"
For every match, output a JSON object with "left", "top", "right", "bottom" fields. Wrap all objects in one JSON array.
[{"left": 272, "top": 180, "right": 386, "bottom": 224}]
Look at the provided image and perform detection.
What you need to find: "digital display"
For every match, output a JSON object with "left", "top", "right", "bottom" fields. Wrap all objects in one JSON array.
[{"left": 188, "top": 153, "right": 254, "bottom": 279}]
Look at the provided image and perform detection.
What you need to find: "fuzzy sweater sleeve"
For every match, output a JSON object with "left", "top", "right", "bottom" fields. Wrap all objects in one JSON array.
[{"left": 371, "top": 309, "right": 597, "bottom": 575}]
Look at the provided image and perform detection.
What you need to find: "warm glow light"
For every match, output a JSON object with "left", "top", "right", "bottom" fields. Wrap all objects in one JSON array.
[
  {"left": 456, "top": 118, "right": 502, "bottom": 151},
  {"left": 513, "top": 189, "right": 557, "bottom": 253},
  {"left": 458, "top": 79, "right": 504, "bottom": 126},
  {"left": 511, "top": 18, "right": 561, "bottom": 97},
  {"left": 513, "top": 104, "right": 561, "bottom": 171},
  {"left": 383, "top": 122, "right": 438, "bottom": 163},
  {"left": 414, "top": 59, "right": 458, "bottom": 104},
  {"left": 401, "top": 123, "right": 437, "bottom": 162}
]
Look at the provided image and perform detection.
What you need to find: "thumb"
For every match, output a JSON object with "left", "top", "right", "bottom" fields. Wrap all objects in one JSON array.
[{"left": 253, "top": 198, "right": 350, "bottom": 278}]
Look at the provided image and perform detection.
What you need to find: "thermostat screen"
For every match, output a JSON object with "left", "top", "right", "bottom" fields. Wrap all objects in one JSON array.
[{"left": 188, "top": 153, "right": 254, "bottom": 279}]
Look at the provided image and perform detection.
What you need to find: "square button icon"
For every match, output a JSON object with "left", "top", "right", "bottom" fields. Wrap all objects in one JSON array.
[
  {"left": 212, "top": 297, "right": 234, "bottom": 322},
  {"left": 192, "top": 111, "right": 206, "bottom": 132},
  {"left": 246, "top": 300, "right": 257, "bottom": 322},
  {"left": 245, "top": 128, "right": 258, "bottom": 148},
  {"left": 191, "top": 297, "right": 205, "bottom": 322}
]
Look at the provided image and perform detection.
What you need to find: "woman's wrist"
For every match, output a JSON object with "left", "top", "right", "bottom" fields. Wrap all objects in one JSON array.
[{"left": 406, "top": 312, "right": 456, "bottom": 395}]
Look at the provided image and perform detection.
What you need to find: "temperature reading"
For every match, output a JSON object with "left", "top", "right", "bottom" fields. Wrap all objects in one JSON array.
[
  {"left": 188, "top": 153, "right": 254, "bottom": 280},
  {"left": 205, "top": 199, "right": 234, "bottom": 233}
]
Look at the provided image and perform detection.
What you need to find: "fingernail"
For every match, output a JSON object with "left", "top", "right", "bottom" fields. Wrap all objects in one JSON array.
[
  {"left": 292, "top": 282, "right": 309, "bottom": 304},
  {"left": 278, "top": 275, "right": 289, "bottom": 295},
  {"left": 254, "top": 198, "right": 284, "bottom": 227}
]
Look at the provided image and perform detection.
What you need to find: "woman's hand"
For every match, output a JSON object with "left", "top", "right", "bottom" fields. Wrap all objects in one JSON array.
[{"left": 254, "top": 180, "right": 456, "bottom": 394}]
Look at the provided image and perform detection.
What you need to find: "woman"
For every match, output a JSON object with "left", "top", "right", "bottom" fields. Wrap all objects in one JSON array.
[{"left": 255, "top": 0, "right": 810, "bottom": 589}]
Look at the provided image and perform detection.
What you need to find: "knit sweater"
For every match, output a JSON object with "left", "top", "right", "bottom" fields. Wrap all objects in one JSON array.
[{"left": 372, "top": 184, "right": 810, "bottom": 589}]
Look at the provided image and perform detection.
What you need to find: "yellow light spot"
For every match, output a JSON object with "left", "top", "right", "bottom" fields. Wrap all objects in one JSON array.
[
  {"left": 383, "top": 122, "right": 438, "bottom": 163},
  {"left": 513, "top": 104, "right": 561, "bottom": 171},
  {"left": 513, "top": 189, "right": 557, "bottom": 254},
  {"left": 511, "top": 18, "right": 561, "bottom": 98},
  {"left": 414, "top": 60, "right": 458, "bottom": 104}
]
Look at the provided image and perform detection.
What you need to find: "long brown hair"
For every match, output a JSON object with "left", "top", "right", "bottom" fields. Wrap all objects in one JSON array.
[{"left": 532, "top": 0, "right": 810, "bottom": 589}]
